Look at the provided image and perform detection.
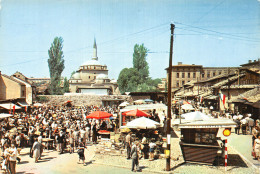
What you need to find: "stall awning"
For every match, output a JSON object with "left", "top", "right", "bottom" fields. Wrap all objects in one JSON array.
[
  {"left": 17, "top": 101, "right": 29, "bottom": 107},
  {"left": 173, "top": 118, "right": 237, "bottom": 128},
  {"left": 0, "top": 103, "right": 22, "bottom": 110}
]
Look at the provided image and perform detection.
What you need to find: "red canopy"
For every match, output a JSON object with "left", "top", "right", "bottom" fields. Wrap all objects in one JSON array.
[
  {"left": 86, "top": 111, "right": 112, "bottom": 119},
  {"left": 122, "top": 109, "right": 150, "bottom": 117}
]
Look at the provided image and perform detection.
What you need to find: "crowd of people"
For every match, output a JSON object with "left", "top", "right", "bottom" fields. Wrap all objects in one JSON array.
[{"left": 0, "top": 105, "right": 119, "bottom": 173}]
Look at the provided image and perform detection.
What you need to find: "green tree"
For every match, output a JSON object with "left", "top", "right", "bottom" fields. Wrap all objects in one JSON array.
[
  {"left": 63, "top": 77, "right": 70, "bottom": 93},
  {"left": 48, "top": 37, "right": 65, "bottom": 95},
  {"left": 117, "top": 68, "right": 141, "bottom": 94},
  {"left": 133, "top": 44, "right": 149, "bottom": 82}
]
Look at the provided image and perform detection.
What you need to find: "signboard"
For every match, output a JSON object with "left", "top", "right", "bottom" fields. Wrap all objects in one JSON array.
[{"left": 223, "top": 129, "right": 231, "bottom": 137}]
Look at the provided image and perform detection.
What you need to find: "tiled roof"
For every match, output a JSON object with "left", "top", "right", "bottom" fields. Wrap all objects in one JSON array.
[
  {"left": 1, "top": 74, "right": 24, "bottom": 85},
  {"left": 212, "top": 74, "right": 245, "bottom": 88}
]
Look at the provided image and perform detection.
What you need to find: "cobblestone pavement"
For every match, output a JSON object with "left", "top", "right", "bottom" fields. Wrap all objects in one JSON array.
[{"left": 8, "top": 132, "right": 258, "bottom": 174}]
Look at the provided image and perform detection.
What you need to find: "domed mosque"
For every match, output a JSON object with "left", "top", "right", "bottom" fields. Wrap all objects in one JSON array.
[{"left": 69, "top": 39, "right": 119, "bottom": 95}]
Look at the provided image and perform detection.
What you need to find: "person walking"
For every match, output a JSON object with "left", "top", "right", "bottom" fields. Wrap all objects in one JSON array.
[
  {"left": 234, "top": 119, "right": 241, "bottom": 135},
  {"left": 77, "top": 142, "right": 87, "bottom": 165},
  {"left": 149, "top": 140, "right": 156, "bottom": 161},
  {"left": 248, "top": 116, "right": 254, "bottom": 134},
  {"left": 32, "top": 139, "right": 41, "bottom": 163},
  {"left": 252, "top": 126, "right": 259, "bottom": 147},
  {"left": 254, "top": 135, "right": 260, "bottom": 161},
  {"left": 131, "top": 141, "right": 140, "bottom": 172},
  {"left": 8, "top": 143, "right": 18, "bottom": 174},
  {"left": 241, "top": 118, "right": 248, "bottom": 135},
  {"left": 125, "top": 132, "right": 132, "bottom": 159}
]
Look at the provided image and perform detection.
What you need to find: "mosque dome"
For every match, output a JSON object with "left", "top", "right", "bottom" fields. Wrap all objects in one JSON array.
[
  {"left": 71, "top": 72, "right": 80, "bottom": 79},
  {"left": 96, "top": 74, "right": 108, "bottom": 80},
  {"left": 82, "top": 59, "right": 102, "bottom": 66}
]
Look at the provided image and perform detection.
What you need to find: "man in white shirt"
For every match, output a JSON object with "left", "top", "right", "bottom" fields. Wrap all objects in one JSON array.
[{"left": 8, "top": 143, "right": 18, "bottom": 174}]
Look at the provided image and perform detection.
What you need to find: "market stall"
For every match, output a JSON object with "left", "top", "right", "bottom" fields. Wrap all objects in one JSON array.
[{"left": 173, "top": 111, "right": 237, "bottom": 165}]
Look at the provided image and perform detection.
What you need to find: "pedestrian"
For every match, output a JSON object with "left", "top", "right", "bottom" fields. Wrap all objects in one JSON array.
[
  {"left": 141, "top": 134, "right": 148, "bottom": 159},
  {"left": 8, "top": 143, "right": 17, "bottom": 174},
  {"left": 252, "top": 126, "right": 259, "bottom": 147},
  {"left": 32, "top": 139, "right": 41, "bottom": 163},
  {"left": 69, "top": 130, "right": 74, "bottom": 154},
  {"left": 234, "top": 119, "right": 241, "bottom": 135},
  {"left": 149, "top": 139, "right": 156, "bottom": 161},
  {"left": 77, "top": 142, "right": 87, "bottom": 166},
  {"left": 92, "top": 124, "right": 98, "bottom": 144},
  {"left": 241, "top": 118, "right": 248, "bottom": 135},
  {"left": 131, "top": 141, "right": 140, "bottom": 172},
  {"left": 28, "top": 131, "right": 35, "bottom": 157},
  {"left": 125, "top": 132, "right": 132, "bottom": 159},
  {"left": 254, "top": 135, "right": 260, "bottom": 161},
  {"left": 247, "top": 116, "right": 254, "bottom": 134}
]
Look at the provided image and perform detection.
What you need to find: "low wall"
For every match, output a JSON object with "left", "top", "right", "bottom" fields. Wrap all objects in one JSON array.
[{"left": 38, "top": 94, "right": 131, "bottom": 106}]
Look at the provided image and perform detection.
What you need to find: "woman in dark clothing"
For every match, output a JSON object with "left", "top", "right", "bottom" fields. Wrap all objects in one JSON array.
[
  {"left": 77, "top": 142, "right": 87, "bottom": 165},
  {"left": 92, "top": 124, "right": 98, "bottom": 144}
]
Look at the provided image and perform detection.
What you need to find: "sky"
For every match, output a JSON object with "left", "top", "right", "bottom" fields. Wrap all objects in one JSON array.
[{"left": 0, "top": 0, "right": 259, "bottom": 80}]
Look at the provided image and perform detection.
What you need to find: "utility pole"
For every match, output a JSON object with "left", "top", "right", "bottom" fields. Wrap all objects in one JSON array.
[{"left": 166, "top": 23, "right": 175, "bottom": 172}]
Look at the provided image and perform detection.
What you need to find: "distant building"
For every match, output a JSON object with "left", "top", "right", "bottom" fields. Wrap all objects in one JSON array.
[
  {"left": 0, "top": 71, "right": 34, "bottom": 105},
  {"left": 166, "top": 62, "right": 239, "bottom": 91},
  {"left": 69, "top": 39, "right": 119, "bottom": 95}
]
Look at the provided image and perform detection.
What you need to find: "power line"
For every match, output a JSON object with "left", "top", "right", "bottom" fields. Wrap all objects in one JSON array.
[{"left": 175, "top": 22, "right": 260, "bottom": 42}]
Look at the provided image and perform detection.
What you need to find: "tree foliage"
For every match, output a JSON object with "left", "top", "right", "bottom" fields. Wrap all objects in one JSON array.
[
  {"left": 63, "top": 77, "right": 70, "bottom": 93},
  {"left": 48, "top": 37, "right": 65, "bottom": 95},
  {"left": 117, "top": 44, "right": 162, "bottom": 94},
  {"left": 117, "top": 68, "right": 141, "bottom": 94},
  {"left": 133, "top": 44, "right": 149, "bottom": 82}
]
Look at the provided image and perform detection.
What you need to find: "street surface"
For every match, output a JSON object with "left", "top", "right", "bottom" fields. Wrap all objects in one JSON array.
[
  {"left": 15, "top": 146, "right": 150, "bottom": 174},
  {"left": 229, "top": 130, "right": 260, "bottom": 169}
]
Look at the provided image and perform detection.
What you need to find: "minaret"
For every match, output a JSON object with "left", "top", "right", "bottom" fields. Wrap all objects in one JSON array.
[{"left": 92, "top": 38, "right": 98, "bottom": 61}]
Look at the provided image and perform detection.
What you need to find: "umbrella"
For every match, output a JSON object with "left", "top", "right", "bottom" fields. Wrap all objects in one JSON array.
[
  {"left": 33, "top": 103, "right": 43, "bottom": 107},
  {"left": 182, "top": 111, "right": 212, "bottom": 121},
  {"left": 126, "top": 117, "right": 160, "bottom": 129},
  {"left": 0, "top": 113, "right": 13, "bottom": 119},
  {"left": 119, "top": 102, "right": 129, "bottom": 107},
  {"left": 122, "top": 109, "right": 150, "bottom": 117},
  {"left": 86, "top": 111, "right": 112, "bottom": 119},
  {"left": 181, "top": 104, "right": 194, "bottom": 110},
  {"left": 144, "top": 99, "right": 153, "bottom": 103}
]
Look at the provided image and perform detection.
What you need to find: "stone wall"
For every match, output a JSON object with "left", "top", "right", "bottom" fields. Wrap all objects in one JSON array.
[{"left": 38, "top": 94, "right": 131, "bottom": 106}]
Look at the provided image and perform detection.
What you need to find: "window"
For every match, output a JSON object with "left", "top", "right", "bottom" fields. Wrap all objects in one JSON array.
[
  {"left": 188, "top": 73, "right": 190, "bottom": 78},
  {"left": 176, "top": 82, "right": 179, "bottom": 87},
  {"left": 22, "top": 90, "right": 25, "bottom": 97},
  {"left": 202, "top": 73, "right": 205, "bottom": 78},
  {"left": 89, "top": 76, "right": 90, "bottom": 79},
  {"left": 182, "top": 73, "right": 185, "bottom": 78},
  {"left": 182, "top": 81, "right": 185, "bottom": 85},
  {"left": 176, "top": 73, "right": 179, "bottom": 78},
  {"left": 193, "top": 72, "right": 196, "bottom": 78},
  {"left": 219, "top": 71, "right": 222, "bottom": 75},
  {"left": 213, "top": 72, "right": 216, "bottom": 76}
]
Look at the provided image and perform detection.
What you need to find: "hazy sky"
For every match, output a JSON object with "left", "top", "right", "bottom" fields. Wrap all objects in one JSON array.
[{"left": 0, "top": 0, "right": 259, "bottom": 80}]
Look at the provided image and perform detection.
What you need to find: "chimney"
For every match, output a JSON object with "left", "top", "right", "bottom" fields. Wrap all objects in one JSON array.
[
  {"left": 249, "top": 60, "right": 252, "bottom": 63},
  {"left": 178, "top": 62, "right": 182, "bottom": 65}
]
